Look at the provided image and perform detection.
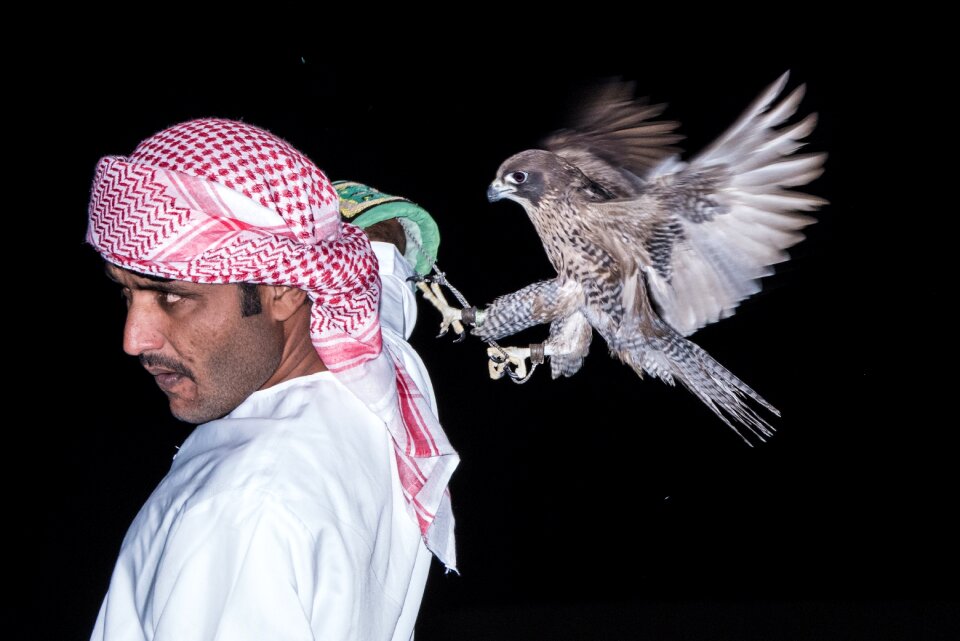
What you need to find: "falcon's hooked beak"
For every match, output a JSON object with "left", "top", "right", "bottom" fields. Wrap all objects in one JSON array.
[{"left": 487, "top": 178, "right": 515, "bottom": 203}]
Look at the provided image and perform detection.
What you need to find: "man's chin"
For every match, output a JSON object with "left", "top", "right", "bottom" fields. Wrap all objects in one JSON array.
[
  {"left": 167, "top": 395, "right": 210, "bottom": 425},
  {"left": 168, "top": 409, "right": 198, "bottom": 424},
  {"left": 168, "top": 397, "right": 235, "bottom": 425}
]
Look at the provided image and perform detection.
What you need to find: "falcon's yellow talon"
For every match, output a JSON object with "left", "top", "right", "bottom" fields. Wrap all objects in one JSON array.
[
  {"left": 486, "top": 346, "right": 529, "bottom": 380},
  {"left": 417, "top": 282, "right": 465, "bottom": 337}
]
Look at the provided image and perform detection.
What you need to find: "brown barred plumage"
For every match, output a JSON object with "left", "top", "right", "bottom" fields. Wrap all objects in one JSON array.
[{"left": 473, "top": 73, "right": 827, "bottom": 444}]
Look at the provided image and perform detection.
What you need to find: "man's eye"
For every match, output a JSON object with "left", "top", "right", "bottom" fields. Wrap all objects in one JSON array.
[{"left": 161, "top": 292, "right": 184, "bottom": 305}]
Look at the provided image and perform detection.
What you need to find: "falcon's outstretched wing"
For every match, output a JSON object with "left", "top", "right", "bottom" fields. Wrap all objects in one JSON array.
[
  {"left": 595, "top": 72, "right": 827, "bottom": 337},
  {"left": 543, "top": 79, "right": 684, "bottom": 199}
]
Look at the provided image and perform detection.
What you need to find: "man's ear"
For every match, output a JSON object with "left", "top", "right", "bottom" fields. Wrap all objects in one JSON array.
[{"left": 263, "top": 285, "right": 309, "bottom": 322}]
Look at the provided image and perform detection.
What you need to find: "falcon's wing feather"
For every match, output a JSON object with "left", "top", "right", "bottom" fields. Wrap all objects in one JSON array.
[
  {"left": 596, "top": 72, "right": 827, "bottom": 337},
  {"left": 543, "top": 79, "right": 684, "bottom": 198}
]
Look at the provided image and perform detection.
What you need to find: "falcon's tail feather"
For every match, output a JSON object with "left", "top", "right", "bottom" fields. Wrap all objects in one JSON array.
[{"left": 620, "top": 326, "right": 779, "bottom": 445}]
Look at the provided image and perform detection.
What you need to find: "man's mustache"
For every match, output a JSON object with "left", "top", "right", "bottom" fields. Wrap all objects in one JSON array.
[{"left": 140, "top": 353, "right": 194, "bottom": 379}]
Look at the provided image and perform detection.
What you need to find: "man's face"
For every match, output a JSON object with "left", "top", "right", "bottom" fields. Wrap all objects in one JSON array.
[{"left": 106, "top": 264, "right": 284, "bottom": 424}]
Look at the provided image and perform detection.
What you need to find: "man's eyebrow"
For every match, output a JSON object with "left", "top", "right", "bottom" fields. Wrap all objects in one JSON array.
[
  {"left": 104, "top": 265, "right": 186, "bottom": 291},
  {"left": 131, "top": 281, "right": 195, "bottom": 295}
]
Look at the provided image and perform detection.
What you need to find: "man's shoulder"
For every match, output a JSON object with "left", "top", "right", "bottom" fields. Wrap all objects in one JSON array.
[{"left": 164, "top": 374, "right": 396, "bottom": 538}]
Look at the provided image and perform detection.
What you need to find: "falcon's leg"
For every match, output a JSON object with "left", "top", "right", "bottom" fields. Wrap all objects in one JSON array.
[
  {"left": 473, "top": 278, "right": 578, "bottom": 341},
  {"left": 486, "top": 344, "right": 549, "bottom": 380},
  {"left": 546, "top": 312, "right": 593, "bottom": 378},
  {"left": 486, "top": 311, "right": 593, "bottom": 381},
  {"left": 415, "top": 281, "right": 465, "bottom": 338},
  {"left": 477, "top": 279, "right": 581, "bottom": 380},
  {"left": 418, "top": 276, "right": 575, "bottom": 341}
]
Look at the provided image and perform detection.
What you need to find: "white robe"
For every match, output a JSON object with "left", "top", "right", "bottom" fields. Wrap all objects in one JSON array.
[
  {"left": 92, "top": 244, "right": 438, "bottom": 641},
  {"left": 370, "top": 242, "right": 437, "bottom": 418}
]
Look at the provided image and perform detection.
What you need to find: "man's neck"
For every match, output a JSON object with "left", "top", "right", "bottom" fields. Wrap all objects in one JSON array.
[{"left": 259, "top": 307, "right": 327, "bottom": 390}]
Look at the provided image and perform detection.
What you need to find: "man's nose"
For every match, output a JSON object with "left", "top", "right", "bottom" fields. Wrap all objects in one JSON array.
[{"left": 123, "top": 300, "right": 165, "bottom": 356}]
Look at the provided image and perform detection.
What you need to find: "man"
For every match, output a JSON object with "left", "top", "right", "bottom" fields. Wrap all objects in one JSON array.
[{"left": 87, "top": 118, "right": 458, "bottom": 641}]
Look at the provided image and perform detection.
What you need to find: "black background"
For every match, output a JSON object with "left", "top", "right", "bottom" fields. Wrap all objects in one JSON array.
[{"left": 33, "top": 39, "right": 955, "bottom": 640}]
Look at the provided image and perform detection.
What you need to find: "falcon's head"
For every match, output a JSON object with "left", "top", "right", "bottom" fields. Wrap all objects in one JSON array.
[{"left": 488, "top": 149, "right": 583, "bottom": 209}]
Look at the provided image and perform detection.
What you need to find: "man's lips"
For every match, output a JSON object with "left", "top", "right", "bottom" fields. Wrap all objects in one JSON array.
[{"left": 145, "top": 367, "right": 191, "bottom": 392}]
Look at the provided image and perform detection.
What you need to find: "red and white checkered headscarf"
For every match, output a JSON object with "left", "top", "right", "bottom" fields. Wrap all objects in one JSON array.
[{"left": 87, "top": 118, "right": 458, "bottom": 569}]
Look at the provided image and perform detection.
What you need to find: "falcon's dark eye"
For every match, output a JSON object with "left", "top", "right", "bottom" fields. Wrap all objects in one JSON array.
[{"left": 510, "top": 171, "right": 528, "bottom": 184}]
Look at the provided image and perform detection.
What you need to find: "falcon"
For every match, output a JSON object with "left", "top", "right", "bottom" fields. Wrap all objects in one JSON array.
[{"left": 433, "top": 72, "right": 826, "bottom": 443}]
